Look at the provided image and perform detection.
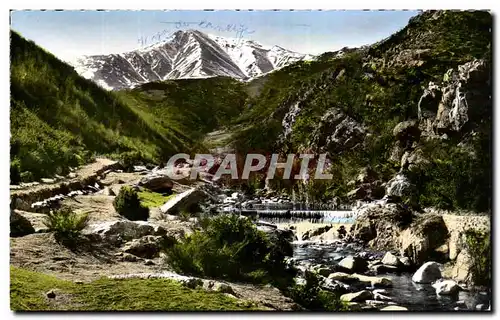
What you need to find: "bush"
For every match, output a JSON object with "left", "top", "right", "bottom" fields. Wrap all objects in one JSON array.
[
  {"left": 10, "top": 159, "right": 21, "bottom": 185},
  {"left": 117, "top": 151, "right": 144, "bottom": 172},
  {"left": 166, "top": 214, "right": 293, "bottom": 284},
  {"left": 20, "top": 171, "right": 34, "bottom": 183},
  {"left": 113, "top": 186, "right": 149, "bottom": 221},
  {"left": 43, "top": 208, "right": 89, "bottom": 245},
  {"left": 287, "top": 271, "right": 348, "bottom": 311},
  {"left": 464, "top": 230, "right": 491, "bottom": 286}
]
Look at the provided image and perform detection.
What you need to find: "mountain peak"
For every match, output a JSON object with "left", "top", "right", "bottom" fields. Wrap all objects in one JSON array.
[{"left": 72, "top": 30, "right": 313, "bottom": 90}]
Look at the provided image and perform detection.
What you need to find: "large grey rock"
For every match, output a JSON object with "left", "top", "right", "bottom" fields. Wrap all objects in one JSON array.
[
  {"left": 121, "top": 235, "right": 165, "bottom": 259},
  {"left": 352, "top": 202, "right": 413, "bottom": 250},
  {"left": 138, "top": 174, "right": 173, "bottom": 192},
  {"left": 84, "top": 220, "right": 167, "bottom": 246},
  {"left": 160, "top": 188, "right": 206, "bottom": 215},
  {"left": 432, "top": 279, "right": 460, "bottom": 296},
  {"left": 10, "top": 210, "right": 35, "bottom": 237},
  {"left": 412, "top": 261, "right": 442, "bottom": 284},
  {"left": 338, "top": 255, "right": 368, "bottom": 273}
]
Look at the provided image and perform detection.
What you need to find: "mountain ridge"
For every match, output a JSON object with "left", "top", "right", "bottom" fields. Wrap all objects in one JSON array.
[{"left": 73, "top": 29, "right": 313, "bottom": 90}]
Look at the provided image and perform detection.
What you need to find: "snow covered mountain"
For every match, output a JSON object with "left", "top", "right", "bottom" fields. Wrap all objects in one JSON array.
[{"left": 72, "top": 30, "right": 314, "bottom": 90}]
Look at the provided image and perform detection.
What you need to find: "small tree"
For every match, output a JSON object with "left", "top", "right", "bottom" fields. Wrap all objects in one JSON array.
[{"left": 113, "top": 186, "right": 149, "bottom": 221}]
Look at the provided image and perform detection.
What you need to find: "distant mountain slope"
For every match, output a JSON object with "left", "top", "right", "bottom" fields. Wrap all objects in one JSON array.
[{"left": 72, "top": 30, "right": 313, "bottom": 90}]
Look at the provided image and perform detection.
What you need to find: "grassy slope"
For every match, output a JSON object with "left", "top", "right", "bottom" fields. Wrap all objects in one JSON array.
[
  {"left": 117, "top": 77, "right": 247, "bottom": 144},
  {"left": 10, "top": 267, "right": 260, "bottom": 311},
  {"left": 138, "top": 188, "right": 176, "bottom": 208}
]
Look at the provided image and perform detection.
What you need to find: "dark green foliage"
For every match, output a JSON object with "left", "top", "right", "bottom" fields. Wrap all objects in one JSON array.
[
  {"left": 464, "top": 230, "right": 491, "bottom": 286},
  {"left": 406, "top": 131, "right": 491, "bottom": 212},
  {"left": 287, "top": 271, "right": 348, "bottom": 311},
  {"left": 113, "top": 186, "right": 149, "bottom": 221},
  {"left": 167, "top": 214, "right": 293, "bottom": 284},
  {"left": 43, "top": 208, "right": 89, "bottom": 246},
  {"left": 118, "top": 77, "right": 248, "bottom": 143},
  {"left": 10, "top": 159, "right": 21, "bottom": 185}
]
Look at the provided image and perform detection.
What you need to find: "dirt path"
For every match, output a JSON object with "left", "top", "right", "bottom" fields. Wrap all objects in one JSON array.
[{"left": 10, "top": 158, "right": 120, "bottom": 210}]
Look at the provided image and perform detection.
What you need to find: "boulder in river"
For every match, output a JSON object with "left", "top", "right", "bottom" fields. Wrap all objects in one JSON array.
[
  {"left": 337, "top": 255, "right": 368, "bottom": 273},
  {"left": 412, "top": 261, "right": 442, "bottom": 284},
  {"left": 380, "top": 305, "right": 408, "bottom": 311},
  {"left": 381, "top": 252, "right": 402, "bottom": 267},
  {"left": 351, "top": 273, "right": 392, "bottom": 288},
  {"left": 432, "top": 279, "right": 460, "bottom": 296},
  {"left": 340, "top": 290, "right": 373, "bottom": 302}
]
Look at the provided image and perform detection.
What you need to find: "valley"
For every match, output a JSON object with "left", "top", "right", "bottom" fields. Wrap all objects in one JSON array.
[{"left": 9, "top": 10, "right": 492, "bottom": 312}]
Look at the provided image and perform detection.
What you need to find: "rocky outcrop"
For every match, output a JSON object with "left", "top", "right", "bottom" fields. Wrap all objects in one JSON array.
[
  {"left": 309, "top": 107, "right": 366, "bottom": 156},
  {"left": 418, "top": 59, "right": 490, "bottom": 136},
  {"left": 393, "top": 120, "right": 421, "bottom": 147},
  {"left": 83, "top": 220, "right": 172, "bottom": 246},
  {"left": 385, "top": 173, "right": 414, "bottom": 198},
  {"left": 351, "top": 201, "right": 413, "bottom": 250},
  {"left": 257, "top": 226, "right": 294, "bottom": 257},
  {"left": 399, "top": 214, "right": 449, "bottom": 265},
  {"left": 301, "top": 225, "right": 332, "bottom": 241}
]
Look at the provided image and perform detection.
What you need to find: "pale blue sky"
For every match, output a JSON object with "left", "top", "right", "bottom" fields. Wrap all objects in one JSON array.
[{"left": 10, "top": 10, "right": 419, "bottom": 62}]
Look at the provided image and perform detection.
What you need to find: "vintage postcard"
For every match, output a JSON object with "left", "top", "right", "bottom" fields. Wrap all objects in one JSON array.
[{"left": 9, "top": 8, "right": 492, "bottom": 312}]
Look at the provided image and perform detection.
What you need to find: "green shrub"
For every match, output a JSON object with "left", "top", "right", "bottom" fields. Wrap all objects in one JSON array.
[
  {"left": 117, "top": 151, "right": 144, "bottom": 172},
  {"left": 288, "top": 271, "right": 348, "bottom": 311},
  {"left": 20, "top": 171, "right": 34, "bottom": 183},
  {"left": 113, "top": 186, "right": 149, "bottom": 221},
  {"left": 43, "top": 208, "right": 89, "bottom": 245},
  {"left": 10, "top": 159, "right": 21, "bottom": 185},
  {"left": 178, "top": 210, "right": 192, "bottom": 222},
  {"left": 166, "top": 214, "right": 292, "bottom": 284},
  {"left": 464, "top": 230, "right": 491, "bottom": 286}
]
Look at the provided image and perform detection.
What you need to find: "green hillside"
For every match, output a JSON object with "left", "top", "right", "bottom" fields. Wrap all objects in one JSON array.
[
  {"left": 230, "top": 10, "right": 492, "bottom": 212},
  {"left": 10, "top": 31, "right": 247, "bottom": 183}
]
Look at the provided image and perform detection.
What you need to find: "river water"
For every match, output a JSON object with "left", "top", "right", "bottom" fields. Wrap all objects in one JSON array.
[{"left": 257, "top": 214, "right": 491, "bottom": 312}]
